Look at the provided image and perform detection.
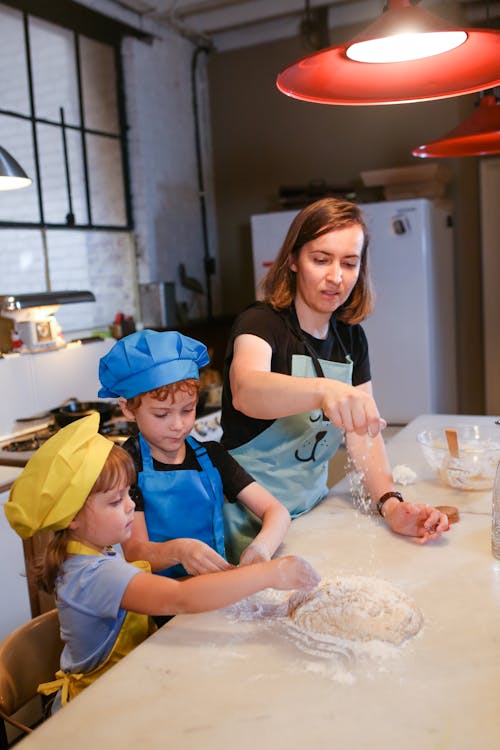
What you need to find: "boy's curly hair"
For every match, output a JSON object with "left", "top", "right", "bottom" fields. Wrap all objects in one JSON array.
[{"left": 125, "top": 378, "right": 200, "bottom": 411}]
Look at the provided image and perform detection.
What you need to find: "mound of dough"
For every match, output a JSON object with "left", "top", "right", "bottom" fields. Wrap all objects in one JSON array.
[{"left": 288, "top": 576, "right": 423, "bottom": 645}]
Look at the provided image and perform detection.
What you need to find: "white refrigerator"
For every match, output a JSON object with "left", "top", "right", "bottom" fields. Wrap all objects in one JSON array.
[{"left": 250, "top": 198, "right": 457, "bottom": 424}]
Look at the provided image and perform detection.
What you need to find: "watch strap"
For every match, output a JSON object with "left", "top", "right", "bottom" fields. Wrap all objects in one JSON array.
[{"left": 377, "top": 491, "right": 403, "bottom": 517}]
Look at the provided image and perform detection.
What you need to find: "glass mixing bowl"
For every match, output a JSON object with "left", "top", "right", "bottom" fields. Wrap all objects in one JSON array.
[{"left": 416, "top": 424, "right": 500, "bottom": 490}]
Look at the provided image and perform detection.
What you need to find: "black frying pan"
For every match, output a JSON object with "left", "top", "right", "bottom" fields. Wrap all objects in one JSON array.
[{"left": 52, "top": 400, "right": 114, "bottom": 428}]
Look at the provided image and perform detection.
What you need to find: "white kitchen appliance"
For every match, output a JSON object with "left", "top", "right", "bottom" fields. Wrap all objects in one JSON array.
[
  {"left": 0, "top": 291, "right": 95, "bottom": 353},
  {"left": 3, "top": 303, "right": 64, "bottom": 351},
  {"left": 250, "top": 198, "right": 457, "bottom": 423}
]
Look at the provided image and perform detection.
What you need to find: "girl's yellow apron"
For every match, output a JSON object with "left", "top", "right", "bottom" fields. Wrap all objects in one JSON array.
[{"left": 38, "top": 542, "right": 156, "bottom": 706}]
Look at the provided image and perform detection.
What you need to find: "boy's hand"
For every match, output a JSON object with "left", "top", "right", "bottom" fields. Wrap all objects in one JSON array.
[
  {"left": 239, "top": 542, "right": 271, "bottom": 566},
  {"left": 180, "top": 539, "right": 234, "bottom": 575},
  {"left": 273, "top": 556, "right": 321, "bottom": 591}
]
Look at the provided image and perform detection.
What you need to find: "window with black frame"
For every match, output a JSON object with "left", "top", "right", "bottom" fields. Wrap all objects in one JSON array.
[
  {"left": 0, "top": 1, "right": 152, "bottom": 336},
  {"left": 0, "top": 2, "right": 131, "bottom": 229}
]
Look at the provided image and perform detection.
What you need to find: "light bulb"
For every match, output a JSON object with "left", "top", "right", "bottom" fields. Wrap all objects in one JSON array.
[
  {"left": 0, "top": 175, "right": 32, "bottom": 190},
  {"left": 346, "top": 31, "right": 467, "bottom": 63}
]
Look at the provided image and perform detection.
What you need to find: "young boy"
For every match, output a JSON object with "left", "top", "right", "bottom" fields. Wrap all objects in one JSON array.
[{"left": 98, "top": 330, "right": 291, "bottom": 577}]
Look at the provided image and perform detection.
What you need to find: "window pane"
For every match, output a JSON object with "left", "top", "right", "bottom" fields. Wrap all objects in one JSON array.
[
  {"left": 37, "top": 123, "right": 68, "bottom": 224},
  {"left": 47, "top": 231, "right": 138, "bottom": 334},
  {"left": 86, "top": 134, "right": 126, "bottom": 226},
  {"left": 0, "top": 115, "right": 39, "bottom": 222},
  {"left": 0, "top": 230, "right": 45, "bottom": 293},
  {"left": 81, "top": 36, "right": 119, "bottom": 134},
  {"left": 29, "top": 16, "right": 80, "bottom": 127},
  {"left": 62, "top": 127, "right": 88, "bottom": 225},
  {"left": 0, "top": 5, "right": 31, "bottom": 116},
  {"left": 0, "top": 229, "right": 138, "bottom": 337},
  {"left": 36, "top": 123, "right": 86, "bottom": 225}
]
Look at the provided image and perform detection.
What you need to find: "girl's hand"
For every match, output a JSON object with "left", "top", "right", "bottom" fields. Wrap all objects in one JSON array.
[
  {"left": 180, "top": 539, "right": 234, "bottom": 575},
  {"left": 384, "top": 501, "right": 450, "bottom": 544},
  {"left": 273, "top": 556, "right": 321, "bottom": 591}
]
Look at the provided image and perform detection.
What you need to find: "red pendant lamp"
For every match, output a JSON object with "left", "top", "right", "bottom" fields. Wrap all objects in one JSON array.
[
  {"left": 276, "top": 0, "right": 500, "bottom": 105},
  {"left": 412, "top": 92, "right": 500, "bottom": 157}
]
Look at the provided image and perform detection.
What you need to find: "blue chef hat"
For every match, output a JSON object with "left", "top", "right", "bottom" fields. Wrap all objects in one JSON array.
[{"left": 98, "top": 329, "right": 210, "bottom": 399}]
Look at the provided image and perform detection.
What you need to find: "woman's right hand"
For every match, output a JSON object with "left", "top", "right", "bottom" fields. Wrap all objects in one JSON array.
[
  {"left": 321, "top": 380, "right": 386, "bottom": 437},
  {"left": 273, "top": 556, "right": 321, "bottom": 591}
]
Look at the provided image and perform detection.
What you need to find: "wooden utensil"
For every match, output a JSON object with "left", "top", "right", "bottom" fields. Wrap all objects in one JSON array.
[
  {"left": 435, "top": 505, "right": 460, "bottom": 524},
  {"left": 445, "top": 428, "right": 459, "bottom": 458}
]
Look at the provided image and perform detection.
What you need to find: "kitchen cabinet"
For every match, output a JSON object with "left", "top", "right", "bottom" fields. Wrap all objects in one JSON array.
[
  {"left": 0, "top": 338, "right": 114, "bottom": 438},
  {"left": 0, "top": 354, "right": 38, "bottom": 439},
  {"left": 0, "top": 466, "right": 31, "bottom": 642}
]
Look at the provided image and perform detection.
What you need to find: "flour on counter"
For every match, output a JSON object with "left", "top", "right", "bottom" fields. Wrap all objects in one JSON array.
[
  {"left": 225, "top": 588, "right": 290, "bottom": 623},
  {"left": 224, "top": 577, "right": 423, "bottom": 683},
  {"left": 392, "top": 464, "right": 417, "bottom": 486},
  {"left": 288, "top": 576, "right": 423, "bottom": 646}
]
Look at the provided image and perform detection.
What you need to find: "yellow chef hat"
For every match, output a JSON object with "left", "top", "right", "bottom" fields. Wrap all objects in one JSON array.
[{"left": 4, "top": 413, "right": 113, "bottom": 539}]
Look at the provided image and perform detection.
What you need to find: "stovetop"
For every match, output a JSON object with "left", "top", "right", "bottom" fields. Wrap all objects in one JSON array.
[
  {"left": 0, "top": 415, "right": 139, "bottom": 466},
  {"left": 0, "top": 407, "right": 222, "bottom": 466}
]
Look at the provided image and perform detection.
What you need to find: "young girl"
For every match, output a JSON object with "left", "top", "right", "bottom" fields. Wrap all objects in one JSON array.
[{"left": 4, "top": 413, "right": 320, "bottom": 709}]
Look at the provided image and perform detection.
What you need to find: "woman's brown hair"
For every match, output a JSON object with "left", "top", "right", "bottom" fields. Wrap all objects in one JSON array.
[
  {"left": 34, "top": 444, "right": 136, "bottom": 593},
  {"left": 261, "top": 197, "right": 374, "bottom": 324}
]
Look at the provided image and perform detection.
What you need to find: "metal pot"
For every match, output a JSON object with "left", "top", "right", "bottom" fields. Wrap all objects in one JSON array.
[{"left": 52, "top": 400, "right": 114, "bottom": 428}]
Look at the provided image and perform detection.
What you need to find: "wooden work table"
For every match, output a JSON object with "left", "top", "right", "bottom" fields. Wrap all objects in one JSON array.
[{"left": 17, "top": 415, "right": 500, "bottom": 750}]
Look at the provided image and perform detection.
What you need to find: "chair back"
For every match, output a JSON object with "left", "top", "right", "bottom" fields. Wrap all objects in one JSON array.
[{"left": 0, "top": 610, "right": 62, "bottom": 746}]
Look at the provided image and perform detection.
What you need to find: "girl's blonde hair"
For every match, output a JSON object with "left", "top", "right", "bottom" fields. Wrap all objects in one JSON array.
[
  {"left": 125, "top": 378, "right": 200, "bottom": 412},
  {"left": 34, "top": 444, "right": 136, "bottom": 593},
  {"left": 261, "top": 197, "right": 374, "bottom": 324}
]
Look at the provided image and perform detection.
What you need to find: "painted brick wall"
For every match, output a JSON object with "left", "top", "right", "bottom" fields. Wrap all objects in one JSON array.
[{"left": 0, "top": 0, "right": 219, "bottom": 338}]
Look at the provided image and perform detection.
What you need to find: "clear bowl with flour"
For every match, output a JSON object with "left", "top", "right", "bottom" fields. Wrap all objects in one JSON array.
[{"left": 417, "top": 424, "right": 500, "bottom": 490}]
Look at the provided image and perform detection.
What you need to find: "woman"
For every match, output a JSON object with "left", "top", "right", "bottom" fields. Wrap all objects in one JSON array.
[{"left": 221, "top": 198, "right": 449, "bottom": 559}]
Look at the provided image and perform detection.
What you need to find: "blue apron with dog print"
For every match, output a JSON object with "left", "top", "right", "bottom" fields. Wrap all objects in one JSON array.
[{"left": 224, "top": 353, "right": 352, "bottom": 561}]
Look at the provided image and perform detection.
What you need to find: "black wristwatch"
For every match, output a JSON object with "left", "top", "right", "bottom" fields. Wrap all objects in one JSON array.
[{"left": 377, "top": 491, "right": 404, "bottom": 517}]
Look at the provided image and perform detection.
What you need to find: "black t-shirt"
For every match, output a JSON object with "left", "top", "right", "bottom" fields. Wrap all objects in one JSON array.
[
  {"left": 124, "top": 436, "right": 255, "bottom": 509},
  {"left": 221, "top": 303, "right": 371, "bottom": 450}
]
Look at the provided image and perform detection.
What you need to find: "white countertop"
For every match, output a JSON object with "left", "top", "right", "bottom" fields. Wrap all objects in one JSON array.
[{"left": 16, "top": 415, "right": 500, "bottom": 750}]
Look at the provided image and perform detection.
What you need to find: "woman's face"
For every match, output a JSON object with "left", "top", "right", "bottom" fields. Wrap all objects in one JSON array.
[{"left": 290, "top": 224, "right": 364, "bottom": 316}]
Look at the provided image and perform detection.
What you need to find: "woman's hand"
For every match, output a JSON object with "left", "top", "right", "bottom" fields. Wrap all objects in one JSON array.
[
  {"left": 321, "top": 380, "right": 386, "bottom": 438},
  {"left": 383, "top": 500, "right": 450, "bottom": 544},
  {"left": 179, "top": 539, "right": 235, "bottom": 575},
  {"left": 230, "top": 335, "right": 386, "bottom": 437}
]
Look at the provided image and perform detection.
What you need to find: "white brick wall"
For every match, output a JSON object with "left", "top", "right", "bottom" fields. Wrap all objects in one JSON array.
[{"left": 0, "top": 1, "right": 220, "bottom": 339}]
